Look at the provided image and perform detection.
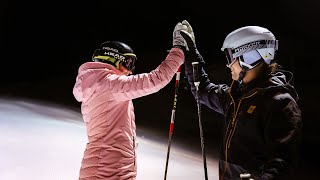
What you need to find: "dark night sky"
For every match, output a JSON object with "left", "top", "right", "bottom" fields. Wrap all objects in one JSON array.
[
  {"left": 1, "top": 0, "right": 319, "bottom": 82},
  {"left": 1, "top": 0, "right": 320, "bottom": 175}
]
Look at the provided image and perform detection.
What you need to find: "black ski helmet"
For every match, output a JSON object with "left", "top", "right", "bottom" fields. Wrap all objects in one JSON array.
[{"left": 92, "top": 41, "right": 137, "bottom": 72}]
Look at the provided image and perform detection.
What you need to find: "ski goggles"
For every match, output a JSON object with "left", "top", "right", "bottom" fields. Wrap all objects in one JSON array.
[
  {"left": 93, "top": 49, "right": 137, "bottom": 72},
  {"left": 224, "top": 40, "right": 278, "bottom": 67},
  {"left": 121, "top": 53, "right": 137, "bottom": 72},
  {"left": 238, "top": 50, "right": 263, "bottom": 69},
  {"left": 224, "top": 48, "right": 236, "bottom": 67}
]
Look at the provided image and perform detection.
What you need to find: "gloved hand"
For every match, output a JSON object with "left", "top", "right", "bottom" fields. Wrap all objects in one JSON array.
[
  {"left": 180, "top": 20, "right": 196, "bottom": 50},
  {"left": 179, "top": 20, "right": 196, "bottom": 52},
  {"left": 172, "top": 21, "right": 192, "bottom": 51},
  {"left": 179, "top": 20, "right": 204, "bottom": 65},
  {"left": 179, "top": 20, "right": 207, "bottom": 90}
]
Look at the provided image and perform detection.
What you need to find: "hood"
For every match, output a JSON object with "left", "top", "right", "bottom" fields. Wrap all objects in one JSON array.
[
  {"left": 73, "top": 62, "right": 122, "bottom": 102},
  {"left": 268, "top": 70, "right": 299, "bottom": 101},
  {"left": 239, "top": 69, "right": 299, "bottom": 102}
]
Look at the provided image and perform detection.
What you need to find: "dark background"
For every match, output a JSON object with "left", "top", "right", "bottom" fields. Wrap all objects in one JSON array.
[{"left": 1, "top": 0, "right": 320, "bottom": 178}]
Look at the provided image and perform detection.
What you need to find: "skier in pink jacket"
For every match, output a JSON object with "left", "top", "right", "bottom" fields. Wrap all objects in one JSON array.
[{"left": 73, "top": 22, "right": 191, "bottom": 180}]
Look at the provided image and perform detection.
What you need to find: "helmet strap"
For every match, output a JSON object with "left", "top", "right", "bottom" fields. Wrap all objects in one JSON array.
[{"left": 238, "top": 68, "right": 247, "bottom": 84}]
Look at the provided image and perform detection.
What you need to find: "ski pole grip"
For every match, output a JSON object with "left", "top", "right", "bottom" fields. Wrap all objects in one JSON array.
[{"left": 192, "top": 62, "right": 200, "bottom": 87}]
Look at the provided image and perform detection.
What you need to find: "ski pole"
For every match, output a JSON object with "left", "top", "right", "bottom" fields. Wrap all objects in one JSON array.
[
  {"left": 164, "top": 65, "right": 182, "bottom": 180},
  {"left": 192, "top": 62, "right": 208, "bottom": 180}
]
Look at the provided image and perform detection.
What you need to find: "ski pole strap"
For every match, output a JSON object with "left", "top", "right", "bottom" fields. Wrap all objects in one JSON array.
[{"left": 192, "top": 62, "right": 200, "bottom": 88}]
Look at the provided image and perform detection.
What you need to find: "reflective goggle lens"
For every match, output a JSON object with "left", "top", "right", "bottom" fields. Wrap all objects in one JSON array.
[
  {"left": 241, "top": 50, "right": 261, "bottom": 65},
  {"left": 224, "top": 48, "right": 236, "bottom": 67},
  {"left": 122, "top": 54, "right": 137, "bottom": 72}
]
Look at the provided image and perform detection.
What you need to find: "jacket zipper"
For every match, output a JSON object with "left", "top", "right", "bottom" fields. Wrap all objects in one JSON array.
[{"left": 220, "top": 82, "right": 257, "bottom": 180}]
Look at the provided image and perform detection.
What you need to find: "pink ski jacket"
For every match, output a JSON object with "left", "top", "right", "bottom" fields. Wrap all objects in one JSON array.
[{"left": 73, "top": 48, "right": 184, "bottom": 180}]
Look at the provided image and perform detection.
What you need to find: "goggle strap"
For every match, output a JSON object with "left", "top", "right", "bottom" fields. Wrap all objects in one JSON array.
[
  {"left": 275, "top": 40, "right": 279, "bottom": 50},
  {"left": 94, "top": 49, "right": 137, "bottom": 71},
  {"left": 93, "top": 55, "right": 121, "bottom": 68},
  {"left": 123, "top": 53, "right": 137, "bottom": 57},
  {"left": 232, "top": 40, "right": 278, "bottom": 58},
  {"left": 93, "top": 55, "right": 116, "bottom": 63}
]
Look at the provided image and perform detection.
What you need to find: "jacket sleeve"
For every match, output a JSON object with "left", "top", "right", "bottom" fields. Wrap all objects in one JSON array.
[
  {"left": 184, "top": 48, "right": 229, "bottom": 116},
  {"left": 258, "top": 92, "right": 302, "bottom": 179},
  {"left": 74, "top": 47, "right": 184, "bottom": 102}
]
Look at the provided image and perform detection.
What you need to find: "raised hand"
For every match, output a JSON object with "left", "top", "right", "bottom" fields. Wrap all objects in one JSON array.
[
  {"left": 173, "top": 20, "right": 194, "bottom": 51},
  {"left": 180, "top": 20, "right": 196, "bottom": 49}
]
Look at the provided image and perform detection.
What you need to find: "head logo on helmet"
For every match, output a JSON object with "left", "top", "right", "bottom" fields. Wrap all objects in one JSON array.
[
  {"left": 221, "top": 26, "right": 279, "bottom": 70},
  {"left": 92, "top": 41, "right": 137, "bottom": 72}
]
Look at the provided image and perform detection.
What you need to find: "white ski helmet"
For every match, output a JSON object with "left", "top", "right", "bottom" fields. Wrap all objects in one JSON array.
[{"left": 221, "top": 26, "right": 279, "bottom": 70}]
